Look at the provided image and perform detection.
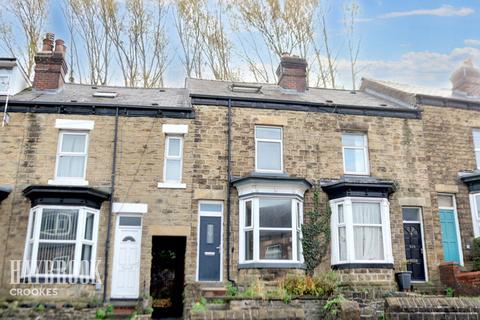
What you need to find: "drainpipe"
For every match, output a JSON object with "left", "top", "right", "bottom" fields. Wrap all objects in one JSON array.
[
  {"left": 226, "top": 99, "right": 235, "bottom": 285},
  {"left": 103, "top": 107, "right": 119, "bottom": 302}
]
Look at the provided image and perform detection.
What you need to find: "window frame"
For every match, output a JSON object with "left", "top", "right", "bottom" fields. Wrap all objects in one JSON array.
[
  {"left": 22, "top": 205, "right": 100, "bottom": 281},
  {"left": 54, "top": 131, "right": 89, "bottom": 183},
  {"left": 470, "top": 193, "right": 480, "bottom": 238},
  {"left": 473, "top": 129, "right": 480, "bottom": 170},
  {"left": 342, "top": 132, "right": 370, "bottom": 175},
  {"left": 163, "top": 135, "right": 184, "bottom": 184},
  {"left": 254, "top": 126, "right": 284, "bottom": 173},
  {"left": 0, "top": 75, "right": 10, "bottom": 95},
  {"left": 239, "top": 196, "right": 303, "bottom": 264},
  {"left": 330, "top": 197, "right": 393, "bottom": 266}
]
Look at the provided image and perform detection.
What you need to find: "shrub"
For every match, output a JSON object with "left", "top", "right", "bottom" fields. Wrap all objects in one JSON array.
[
  {"left": 106, "top": 304, "right": 114, "bottom": 314},
  {"left": 281, "top": 272, "right": 339, "bottom": 298},
  {"left": 226, "top": 282, "right": 238, "bottom": 297},
  {"left": 472, "top": 237, "right": 480, "bottom": 271},
  {"left": 95, "top": 308, "right": 106, "bottom": 319},
  {"left": 35, "top": 304, "right": 45, "bottom": 312},
  {"left": 323, "top": 295, "right": 346, "bottom": 316}
]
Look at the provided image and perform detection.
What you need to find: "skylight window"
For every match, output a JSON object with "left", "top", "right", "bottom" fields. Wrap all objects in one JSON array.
[
  {"left": 229, "top": 83, "right": 262, "bottom": 93},
  {"left": 93, "top": 91, "right": 118, "bottom": 98}
]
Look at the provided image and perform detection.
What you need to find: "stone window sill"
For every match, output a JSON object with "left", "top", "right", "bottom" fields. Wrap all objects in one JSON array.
[
  {"left": 238, "top": 262, "right": 305, "bottom": 269},
  {"left": 157, "top": 182, "right": 186, "bottom": 189},
  {"left": 48, "top": 179, "right": 89, "bottom": 186}
]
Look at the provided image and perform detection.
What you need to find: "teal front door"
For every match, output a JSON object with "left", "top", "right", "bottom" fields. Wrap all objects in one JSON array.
[{"left": 439, "top": 209, "right": 461, "bottom": 263}]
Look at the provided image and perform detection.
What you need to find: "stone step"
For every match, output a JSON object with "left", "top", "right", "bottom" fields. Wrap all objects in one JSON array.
[{"left": 201, "top": 287, "right": 227, "bottom": 297}]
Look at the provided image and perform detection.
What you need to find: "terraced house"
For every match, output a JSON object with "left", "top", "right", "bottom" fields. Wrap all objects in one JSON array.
[{"left": 0, "top": 34, "right": 480, "bottom": 318}]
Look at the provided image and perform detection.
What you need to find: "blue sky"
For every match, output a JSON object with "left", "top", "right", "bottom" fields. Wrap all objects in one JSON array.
[{"left": 38, "top": 1, "right": 480, "bottom": 89}]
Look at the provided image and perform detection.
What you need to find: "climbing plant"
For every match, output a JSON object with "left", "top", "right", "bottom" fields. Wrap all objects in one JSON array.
[{"left": 302, "top": 186, "right": 331, "bottom": 275}]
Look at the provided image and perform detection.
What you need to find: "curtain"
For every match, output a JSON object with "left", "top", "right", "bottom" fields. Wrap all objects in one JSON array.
[
  {"left": 353, "top": 203, "right": 384, "bottom": 260},
  {"left": 57, "top": 156, "right": 85, "bottom": 177}
]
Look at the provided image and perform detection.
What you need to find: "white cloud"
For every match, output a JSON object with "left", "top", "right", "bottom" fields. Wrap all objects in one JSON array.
[
  {"left": 465, "top": 39, "right": 480, "bottom": 47},
  {"left": 379, "top": 5, "right": 474, "bottom": 19},
  {"left": 334, "top": 47, "right": 480, "bottom": 89}
]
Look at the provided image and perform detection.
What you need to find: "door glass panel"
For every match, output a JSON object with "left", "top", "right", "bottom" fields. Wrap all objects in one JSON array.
[
  {"left": 119, "top": 216, "right": 142, "bottom": 226},
  {"left": 438, "top": 195, "right": 454, "bottom": 207},
  {"left": 200, "top": 203, "right": 222, "bottom": 212},
  {"left": 122, "top": 236, "right": 136, "bottom": 242},
  {"left": 206, "top": 224, "right": 214, "bottom": 244},
  {"left": 402, "top": 208, "right": 420, "bottom": 221}
]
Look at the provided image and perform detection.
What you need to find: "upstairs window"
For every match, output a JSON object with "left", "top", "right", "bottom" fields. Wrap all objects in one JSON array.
[
  {"left": 55, "top": 131, "right": 88, "bottom": 182},
  {"left": 342, "top": 132, "right": 369, "bottom": 175},
  {"left": 164, "top": 136, "right": 183, "bottom": 183},
  {"left": 255, "top": 126, "right": 283, "bottom": 172},
  {"left": 473, "top": 129, "right": 480, "bottom": 169}
]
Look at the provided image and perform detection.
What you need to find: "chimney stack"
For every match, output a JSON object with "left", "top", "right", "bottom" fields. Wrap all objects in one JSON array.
[
  {"left": 276, "top": 53, "right": 308, "bottom": 93},
  {"left": 33, "top": 33, "right": 68, "bottom": 93},
  {"left": 450, "top": 58, "right": 480, "bottom": 98}
]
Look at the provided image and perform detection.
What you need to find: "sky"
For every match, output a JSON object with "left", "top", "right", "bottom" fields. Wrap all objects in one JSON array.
[{"left": 27, "top": 1, "right": 480, "bottom": 89}]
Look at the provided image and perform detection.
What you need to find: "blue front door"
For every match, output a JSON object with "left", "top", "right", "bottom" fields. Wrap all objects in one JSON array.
[
  {"left": 439, "top": 209, "right": 461, "bottom": 263},
  {"left": 198, "top": 216, "right": 221, "bottom": 281}
]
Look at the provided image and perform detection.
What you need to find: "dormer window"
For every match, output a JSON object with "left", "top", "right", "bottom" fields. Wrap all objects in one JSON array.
[{"left": 255, "top": 126, "right": 283, "bottom": 173}]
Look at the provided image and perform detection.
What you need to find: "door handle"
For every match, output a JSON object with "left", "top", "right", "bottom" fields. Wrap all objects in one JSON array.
[
  {"left": 216, "top": 246, "right": 221, "bottom": 250},
  {"left": 204, "top": 252, "right": 215, "bottom": 256}
]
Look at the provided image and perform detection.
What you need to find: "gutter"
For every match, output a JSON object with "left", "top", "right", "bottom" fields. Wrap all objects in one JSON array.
[
  {"left": 190, "top": 95, "right": 421, "bottom": 119},
  {"left": 103, "top": 107, "right": 119, "bottom": 302}
]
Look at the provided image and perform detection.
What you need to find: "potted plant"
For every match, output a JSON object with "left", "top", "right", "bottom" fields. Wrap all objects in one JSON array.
[{"left": 395, "top": 260, "right": 412, "bottom": 291}]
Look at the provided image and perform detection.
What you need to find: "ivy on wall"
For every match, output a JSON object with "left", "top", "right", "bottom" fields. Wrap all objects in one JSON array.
[{"left": 302, "top": 186, "right": 331, "bottom": 275}]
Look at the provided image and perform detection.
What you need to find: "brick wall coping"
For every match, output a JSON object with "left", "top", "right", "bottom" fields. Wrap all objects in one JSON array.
[{"left": 385, "top": 297, "right": 480, "bottom": 313}]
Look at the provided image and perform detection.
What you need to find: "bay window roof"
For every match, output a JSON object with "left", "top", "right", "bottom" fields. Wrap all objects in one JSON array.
[
  {"left": 23, "top": 185, "right": 110, "bottom": 209},
  {"left": 321, "top": 176, "right": 396, "bottom": 200},
  {"left": 460, "top": 170, "right": 480, "bottom": 193},
  {"left": 0, "top": 184, "right": 12, "bottom": 203}
]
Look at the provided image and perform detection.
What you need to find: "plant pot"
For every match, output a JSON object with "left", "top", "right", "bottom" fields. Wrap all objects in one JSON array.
[{"left": 395, "top": 271, "right": 412, "bottom": 291}]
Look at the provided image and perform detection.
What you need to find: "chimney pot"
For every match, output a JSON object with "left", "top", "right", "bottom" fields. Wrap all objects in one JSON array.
[
  {"left": 54, "top": 39, "right": 66, "bottom": 55},
  {"left": 276, "top": 54, "right": 308, "bottom": 93}
]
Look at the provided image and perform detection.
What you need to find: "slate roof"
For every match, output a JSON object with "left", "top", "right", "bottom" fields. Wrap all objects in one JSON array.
[
  {"left": 9, "top": 83, "right": 190, "bottom": 109},
  {"left": 186, "top": 78, "right": 414, "bottom": 111}
]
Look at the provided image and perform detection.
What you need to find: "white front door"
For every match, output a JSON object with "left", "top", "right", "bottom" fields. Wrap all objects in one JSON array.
[{"left": 111, "top": 215, "right": 142, "bottom": 299}]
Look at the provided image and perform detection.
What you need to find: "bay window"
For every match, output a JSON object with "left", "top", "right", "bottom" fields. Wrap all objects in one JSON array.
[
  {"left": 330, "top": 197, "right": 393, "bottom": 266},
  {"left": 240, "top": 197, "right": 303, "bottom": 264},
  {"left": 474, "top": 129, "right": 480, "bottom": 169},
  {"left": 471, "top": 193, "right": 480, "bottom": 237},
  {"left": 22, "top": 206, "right": 99, "bottom": 281}
]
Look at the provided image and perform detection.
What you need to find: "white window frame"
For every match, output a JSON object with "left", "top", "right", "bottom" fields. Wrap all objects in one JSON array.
[
  {"left": 22, "top": 205, "right": 100, "bottom": 280},
  {"left": 330, "top": 197, "right": 393, "bottom": 266},
  {"left": 470, "top": 193, "right": 480, "bottom": 238},
  {"left": 0, "top": 75, "right": 10, "bottom": 95},
  {"left": 438, "top": 193, "right": 464, "bottom": 266},
  {"left": 255, "top": 126, "right": 284, "bottom": 173},
  {"left": 473, "top": 129, "right": 480, "bottom": 170},
  {"left": 162, "top": 135, "right": 184, "bottom": 185},
  {"left": 52, "top": 131, "right": 89, "bottom": 185},
  {"left": 342, "top": 132, "right": 370, "bottom": 175},
  {"left": 239, "top": 196, "right": 303, "bottom": 264},
  {"left": 196, "top": 201, "right": 224, "bottom": 282},
  {"left": 402, "top": 206, "right": 429, "bottom": 283}
]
